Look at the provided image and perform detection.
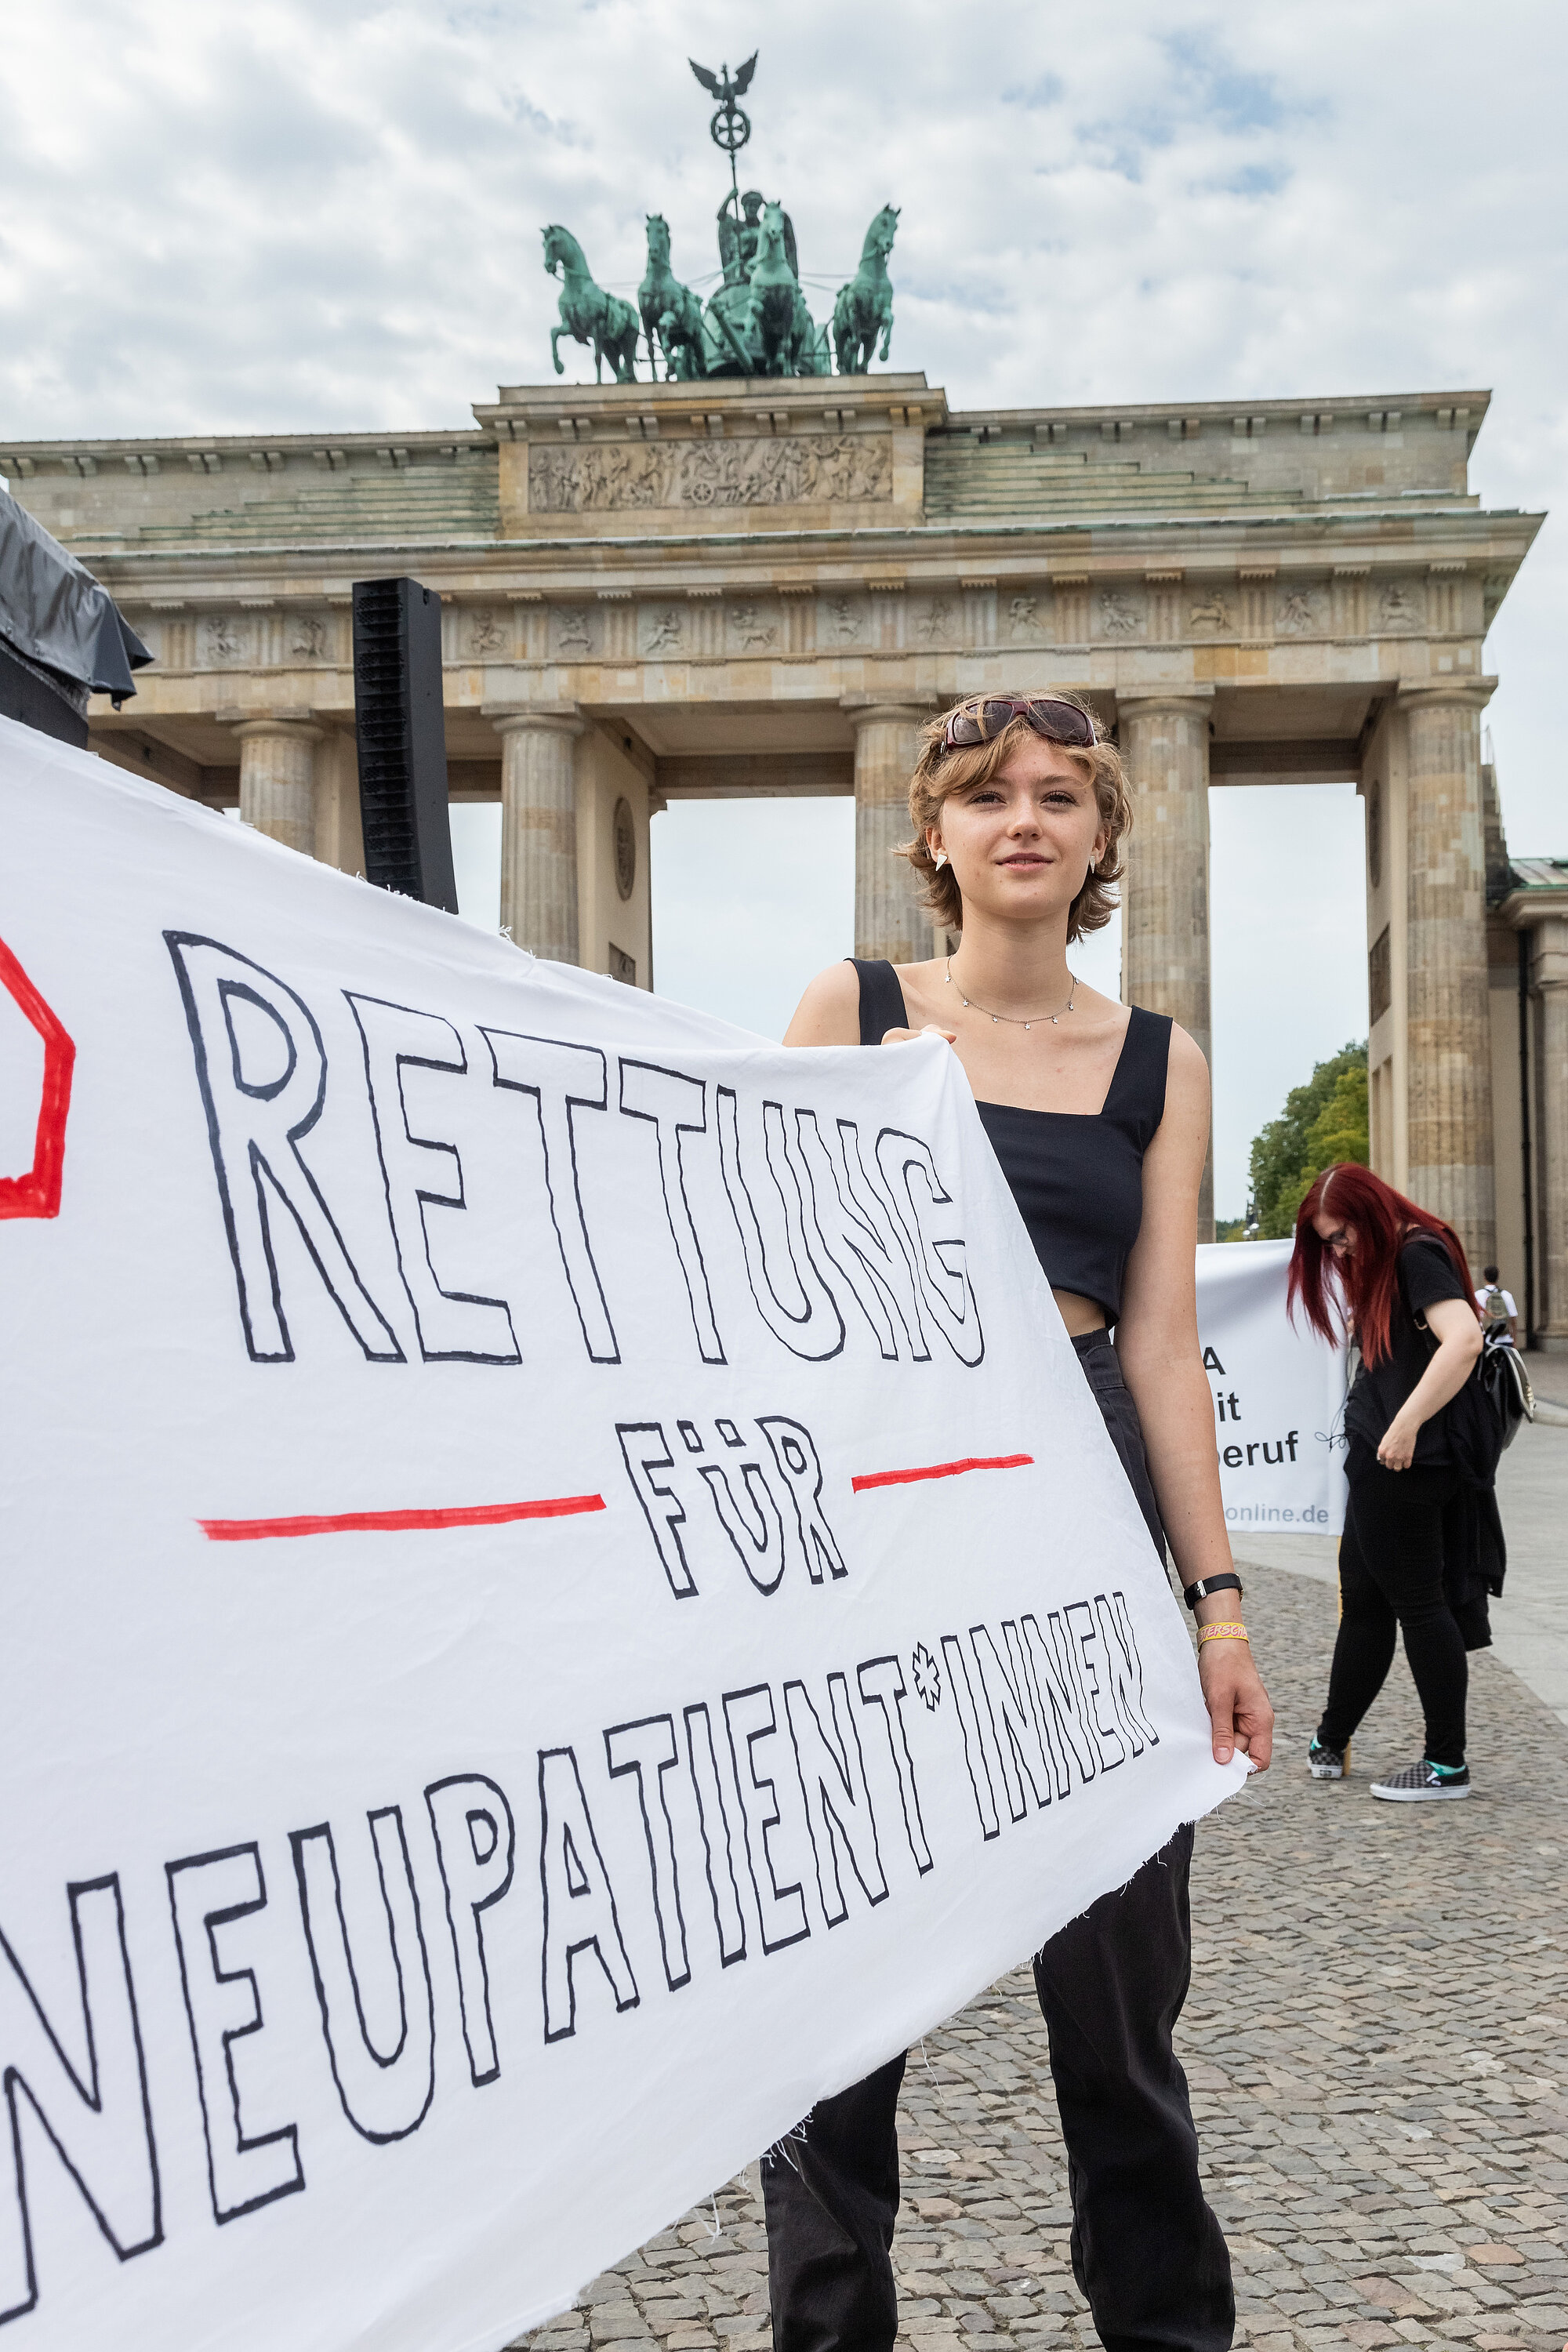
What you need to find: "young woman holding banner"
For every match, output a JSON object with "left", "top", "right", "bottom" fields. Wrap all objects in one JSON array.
[
  {"left": 774, "top": 691, "right": 1273, "bottom": 2352},
  {"left": 1290, "top": 1163, "right": 1484, "bottom": 1800}
]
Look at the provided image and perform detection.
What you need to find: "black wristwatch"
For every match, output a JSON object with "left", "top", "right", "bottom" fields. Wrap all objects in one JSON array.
[{"left": 1181, "top": 1571, "right": 1244, "bottom": 1613}]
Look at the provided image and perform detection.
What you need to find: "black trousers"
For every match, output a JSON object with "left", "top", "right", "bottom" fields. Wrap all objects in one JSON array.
[
  {"left": 762, "top": 1334, "right": 1233, "bottom": 2352},
  {"left": 1317, "top": 1441, "right": 1467, "bottom": 1768}
]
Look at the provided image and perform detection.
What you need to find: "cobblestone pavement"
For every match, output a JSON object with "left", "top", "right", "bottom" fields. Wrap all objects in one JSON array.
[{"left": 516, "top": 1559, "right": 1568, "bottom": 2352}]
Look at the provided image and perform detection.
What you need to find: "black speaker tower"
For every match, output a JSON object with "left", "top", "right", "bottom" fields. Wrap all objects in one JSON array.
[{"left": 351, "top": 576, "right": 459, "bottom": 913}]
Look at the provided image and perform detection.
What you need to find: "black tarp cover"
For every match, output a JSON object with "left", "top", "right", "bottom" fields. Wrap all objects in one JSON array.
[{"left": 0, "top": 487, "right": 151, "bottom": 707}]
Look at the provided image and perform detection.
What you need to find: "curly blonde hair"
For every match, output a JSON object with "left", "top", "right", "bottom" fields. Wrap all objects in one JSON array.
[{"left": 900, "top": 693, "right": 1133, "bottom": 940}]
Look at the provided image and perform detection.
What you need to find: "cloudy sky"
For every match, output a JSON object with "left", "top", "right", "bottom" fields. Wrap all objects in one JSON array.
[{"left": 3, "top": 0, "right": 1560, "bottom": 1216}]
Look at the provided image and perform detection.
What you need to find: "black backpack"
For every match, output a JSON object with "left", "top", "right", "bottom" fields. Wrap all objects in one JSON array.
[{"left": 1432, "top": 1327, "right": 1534, "bottom": 1489}]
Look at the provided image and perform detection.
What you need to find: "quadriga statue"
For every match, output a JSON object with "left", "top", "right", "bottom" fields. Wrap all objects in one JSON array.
[
  {"left": 539, "top": 50, "right": 898, "bottom": 382},
  {"left": 542, "top": 225, "right": 640, "bottom": 383},
  {"left": 833, "top": 206, "right": 899, "bottom": 374},
  {"left": 640, "top": 215, "right": 708, "bottom": 382}
]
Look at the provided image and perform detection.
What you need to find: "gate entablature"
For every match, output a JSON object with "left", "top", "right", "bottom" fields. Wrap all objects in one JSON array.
[
  {"left": 472, "top": 373, "right": 938, "bottom": 538},
  {"left": 2, "top": 375, "right": 1544, "bottom": 1265}
]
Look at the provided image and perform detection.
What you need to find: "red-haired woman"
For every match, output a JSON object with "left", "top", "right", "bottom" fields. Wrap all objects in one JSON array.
[{"left": 1290, "top": 1163, "right": 1483, "bottom": 1800}]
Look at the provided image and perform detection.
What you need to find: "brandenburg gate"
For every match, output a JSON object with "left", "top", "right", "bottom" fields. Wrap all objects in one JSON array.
[{"left": 4, "top": 372, "right": 1554, "bottom": 1309}]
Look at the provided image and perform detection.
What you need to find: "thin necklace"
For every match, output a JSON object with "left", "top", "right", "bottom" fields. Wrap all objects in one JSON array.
[{"left": 944, "top": 956, "right": 1076, "bottom": 1029}]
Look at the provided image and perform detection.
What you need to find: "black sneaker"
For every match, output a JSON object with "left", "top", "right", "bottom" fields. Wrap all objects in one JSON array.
[
  {"left": 1370, "top": 1759, "right": 1472, "bottom": 1802},
  {"left": 1308, "top": 1740, "right": 1345, "bottom": 1780}
]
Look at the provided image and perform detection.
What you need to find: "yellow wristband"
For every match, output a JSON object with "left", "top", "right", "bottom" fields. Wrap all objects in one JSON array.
[{"left": 1196, "top": 1622, "right": 1250, "bottom": 1646}]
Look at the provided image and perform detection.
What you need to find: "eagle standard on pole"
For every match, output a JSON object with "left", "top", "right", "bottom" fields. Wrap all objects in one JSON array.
[{"left": 688, "top": 50, "right": 757, "bottom": 215}]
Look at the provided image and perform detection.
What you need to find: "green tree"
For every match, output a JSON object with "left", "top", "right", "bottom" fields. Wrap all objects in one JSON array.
[{"left": 1247, "top": 1042, "right": 1369, "bottom": 1240}]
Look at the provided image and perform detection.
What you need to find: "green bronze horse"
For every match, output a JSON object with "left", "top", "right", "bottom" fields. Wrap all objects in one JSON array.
[
  {"left": 833, "top": 205, "right": 899, "bottom": 374},
  {"left": 639, "top": 215, "right": 706, "bottom": 380},
  {"left": 746, "top": 200, "right": 820, "bottom": 376},
  {"left": 543, "top": 224, "right": 640, "bottom": 383}
]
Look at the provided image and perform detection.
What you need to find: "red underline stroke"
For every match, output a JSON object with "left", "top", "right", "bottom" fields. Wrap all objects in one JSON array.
[
  {"left": 199, "top": 1494, "right": 607, "bottom": 1542},
  {"left": 851, "top": 1454, "right": 1034, "bottom": 1494}
]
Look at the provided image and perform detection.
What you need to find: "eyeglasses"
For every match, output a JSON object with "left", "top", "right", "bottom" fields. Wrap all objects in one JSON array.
[{"left": 940, "top": 695, "right": 1098, "bottom": 753}]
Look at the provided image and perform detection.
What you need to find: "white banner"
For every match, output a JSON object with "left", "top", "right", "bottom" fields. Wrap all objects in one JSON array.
[
  {"left": 0, "top": 719, "right": 1244, "bottom": 2352},
  {"left": 1196, "top": 1239, "right": 1349, "bottom": 1538}
]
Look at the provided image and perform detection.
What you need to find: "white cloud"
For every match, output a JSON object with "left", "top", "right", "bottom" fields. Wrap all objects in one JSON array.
[{"left": 2, "top": 0, "right": 1559, "bottom": 1196}]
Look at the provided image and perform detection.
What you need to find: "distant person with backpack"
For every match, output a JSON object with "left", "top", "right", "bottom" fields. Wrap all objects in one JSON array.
[
  {"left": 1475, "top": 1265, "right": 1519, "bottom": 1346},
  {"left": 1287, "top": 1164, "right": 1483, "bottom": 1802}
]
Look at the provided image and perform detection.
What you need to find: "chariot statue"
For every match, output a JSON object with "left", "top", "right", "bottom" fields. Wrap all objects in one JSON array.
[{"left": 541, "top": 52, "right": 898, "bottom": 383}]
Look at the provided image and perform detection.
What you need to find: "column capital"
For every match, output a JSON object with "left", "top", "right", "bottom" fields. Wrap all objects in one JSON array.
[
  {"left": 1115, "top": 687, "right": 1216, "bottom": 720},
  {"left": 840, "top": 693, "right": 940, "bottom": 731},
  {"left": 1396, "top": 676, "right": 1497, "bottom": 715},
  {"left": 229, "top": 713, "right": 322, "bottom": 744},
  {"left": 1499, "top": 885, "right": 1568, "bottom": 935},
  {"left": 485, "top": 700, "right": 584, "bottom": 739},
  {"left": 1525, "top": 913, "right": 1568, "bottom": 991}
]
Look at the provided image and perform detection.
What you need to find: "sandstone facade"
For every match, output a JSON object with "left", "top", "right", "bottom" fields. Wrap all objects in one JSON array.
[{"left": 4, "top": 373, "right": 1551, "bottom": 1287}]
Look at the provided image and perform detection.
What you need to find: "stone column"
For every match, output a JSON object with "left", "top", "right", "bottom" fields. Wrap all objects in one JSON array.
[
  {"left": 492, "top": 706, "right": 584, "bottom": 964},
  {"left": 844, "top": 699, "right": 936, "bottom": 962},
  {"left": 236, "top": 719, "right": 321, "bottom": 858},
  {"left": 1530, "top": 914, "right": 1568, "bottom": 1349},
  {"left": 310, "top": 728, "right": 365, "bottom": 875},
  {"left": 1118, "top": 692, "right": 1214, "bottom": 1239},
  {"left": 1400, "top": 683, "right": 1496, "bottom": 1269}
]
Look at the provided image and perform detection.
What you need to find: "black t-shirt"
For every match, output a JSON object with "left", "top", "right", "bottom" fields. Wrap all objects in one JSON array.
[{"left": 1344, "top": 1234, "right": 1471, "bottom": 1466}]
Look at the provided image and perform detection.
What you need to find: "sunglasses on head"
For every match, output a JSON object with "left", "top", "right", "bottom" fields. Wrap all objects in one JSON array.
[{"left": 940, "top": 695, "right": 1098, "bottom": 753}]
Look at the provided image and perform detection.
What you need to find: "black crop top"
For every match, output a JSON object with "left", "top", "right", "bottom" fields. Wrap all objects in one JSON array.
[{"left": 850, "top": 958, "right": 1171, "bottom": 1325}]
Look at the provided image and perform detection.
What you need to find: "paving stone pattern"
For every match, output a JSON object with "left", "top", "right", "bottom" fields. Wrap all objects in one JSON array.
[{"left": 514, "top": 1562, "right": 1568, "bottom": 2352}]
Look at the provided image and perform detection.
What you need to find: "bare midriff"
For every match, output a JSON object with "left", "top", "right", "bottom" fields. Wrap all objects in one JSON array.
[{"left": 1053, "top": 1288, "right": 1108, "bottom": 1338}]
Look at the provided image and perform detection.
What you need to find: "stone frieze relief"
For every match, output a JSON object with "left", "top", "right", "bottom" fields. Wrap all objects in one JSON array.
[
  {"left": 1276, "top": 586, "right": 1327, "bottom": 634},
  {"left": 1377, "top": 582, "right": 1424, "bottom": 630},
  {"left": 529, "top": 433, "right": 892, "bottom": 514},
  {"left": 1098, "top": 589, "right": 1145, "bottom": 638}
]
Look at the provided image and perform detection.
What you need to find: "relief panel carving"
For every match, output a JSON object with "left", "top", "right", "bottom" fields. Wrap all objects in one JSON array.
[
  {"left": 529, "top": 432, "right": 892, "bottom": 514},
  {"left": 289, "top": 612, "right": 330, "bottom": 660},
  {"left": 641, "top": 604, "right": 685, "bottom": 656},
  {"left": 914, "top": 594, "right": 960, "bottom": 648},
  {"left": 818, "top": 592, "right": 868, "bottom": 646},
  {"left": 201, "top": 615, "right": 248, "bottom": 666},
  {"left": 467, "top": 608, "right": 507, "bottom": 659},
  {"left": 728, "top": 599, "right": 780, "bottom": 653},
  {"left": 1006, "top": 591, "right": 1046, "bottom": 641},
  {"left": 1377, "top": 581, "right": 1424, "bottom": 632},
  {"left": 1097, "top": 588, "right": 1145, "bottom": 639},
  {"left": 1186, "top": 589, "right": 1234, "bottom": 635},
  {"left": 552, "top": 606, "right": 597, "bottom": 658},
  {"left": 1276, "top": 585, "right": 1328, "bottom": 636}
]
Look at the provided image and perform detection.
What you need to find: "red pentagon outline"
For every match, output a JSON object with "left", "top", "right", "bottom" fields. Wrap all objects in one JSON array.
[{"left": 0, "top": 935, "right": 74, "bottom": 1221}]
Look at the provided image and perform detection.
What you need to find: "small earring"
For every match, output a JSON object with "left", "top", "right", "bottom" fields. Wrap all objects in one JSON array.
[{"left": 934, "top": 849, "right": 949, "bottom": 871}]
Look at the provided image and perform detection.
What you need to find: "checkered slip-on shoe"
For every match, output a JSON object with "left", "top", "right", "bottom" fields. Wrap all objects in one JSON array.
[
  {"left": 1308, "top": 1740, "right": 1345, "bottom": 1780},
  {"left": 1369, "top": 1759, "right": 1472, "bottom": 1802}
]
